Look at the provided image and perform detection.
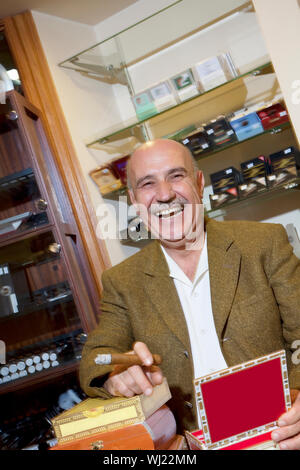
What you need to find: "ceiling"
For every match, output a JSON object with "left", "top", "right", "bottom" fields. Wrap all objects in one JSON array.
[{"left": 0, "top": 0, "right": 139, "bottom": 25}]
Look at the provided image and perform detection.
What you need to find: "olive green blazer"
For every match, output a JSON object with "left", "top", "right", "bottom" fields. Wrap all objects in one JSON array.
[{"left": 79, "top": 219, "right": 300, "bottom": 432}]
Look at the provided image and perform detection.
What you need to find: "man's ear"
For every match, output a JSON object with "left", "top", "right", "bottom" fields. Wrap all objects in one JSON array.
[
  {"left": 128, "top": 189, "right": 136, "bottom": 206},
  {"left": 128, "top": 189, "right": 140, "bottom": 216},
  {"left": 196, "top": 170, "right": 205, "bottom": 201}
]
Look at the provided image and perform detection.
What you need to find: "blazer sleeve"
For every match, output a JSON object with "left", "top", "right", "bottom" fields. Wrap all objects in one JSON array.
[
  {"left": 266, "top": 223, "right": 300, "bottom": 389},
  {"left": 79, "top": 269, "right": 134, "bottom": 398}
]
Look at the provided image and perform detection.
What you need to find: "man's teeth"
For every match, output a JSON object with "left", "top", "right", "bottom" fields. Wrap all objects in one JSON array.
[{"left": 155, "top": 206, "right": 183, "bottom": 218}]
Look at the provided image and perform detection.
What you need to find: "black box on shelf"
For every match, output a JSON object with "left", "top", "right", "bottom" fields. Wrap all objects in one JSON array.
[
  {"left": 267, "top": 146, "right": 299, "bottom": 188},
  {"left": 239, "top": 155, "right": 270, "bottom": 197},
  {"left": 204, "top": 116, "right": 237, "bottom": 149},
  {"left": 209, "top": 167, "right": 241, "bottom": 208},
  {"left": 181, "top": 127, "right": 211, "bottom": 156}
]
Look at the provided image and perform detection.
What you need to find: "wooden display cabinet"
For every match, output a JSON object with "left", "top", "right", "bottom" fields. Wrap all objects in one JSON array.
[{"left": 0, "top": 91, "right": 99, "bottom": 412}]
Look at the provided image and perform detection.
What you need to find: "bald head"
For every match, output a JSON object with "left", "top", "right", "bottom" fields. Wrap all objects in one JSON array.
[{"left": 127, "top": 139, "right": 198, "bottom": 190}]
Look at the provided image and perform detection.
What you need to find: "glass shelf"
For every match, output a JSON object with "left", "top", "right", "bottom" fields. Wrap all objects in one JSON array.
[
  {"left": 194, "top": 121, "right": 291, "bottom": 163},
  {"left": 97, "top": 120, "right": 292, "bottom": 200},
  {"left": 87, "top": 61, "right": 274, "bottom": 147},
  {"left": 207, "top": 177, "right": 300, "bottom": 218},
  {"left": 59, "top": 0, "right": 252, "bottom": 74}
]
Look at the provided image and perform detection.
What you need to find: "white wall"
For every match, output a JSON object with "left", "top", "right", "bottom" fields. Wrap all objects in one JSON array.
[
  {"left": 252, "top": 0, "right": 300, "bottom": 246},
  {"left": 253, "top": 0, "right": 300, "bottom": 143}
]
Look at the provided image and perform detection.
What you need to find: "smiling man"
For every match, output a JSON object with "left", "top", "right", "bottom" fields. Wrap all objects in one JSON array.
[{"left": 80, "top": 139, "right": 300, "bottom": 447}]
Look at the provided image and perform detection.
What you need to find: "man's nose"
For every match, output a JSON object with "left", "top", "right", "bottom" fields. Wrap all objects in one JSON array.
[{"left": 156, "top": 180, "right": 176, "bottom": 202}]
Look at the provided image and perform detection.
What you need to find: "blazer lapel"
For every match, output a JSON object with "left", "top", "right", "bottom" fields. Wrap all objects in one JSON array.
[
  {"left": 143, "top": 241, "right": 192, "bottom": 350},
  {"left": 207, "top": 220, "right": 241, "bottom": 342}
]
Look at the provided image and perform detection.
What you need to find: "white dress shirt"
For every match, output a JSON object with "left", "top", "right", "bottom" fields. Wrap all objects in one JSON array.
[{"left": 161, "top": 234, "right": 227, "bottom": 426}]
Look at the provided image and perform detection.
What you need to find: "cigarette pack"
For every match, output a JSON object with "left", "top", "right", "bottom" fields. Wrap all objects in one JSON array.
[
  {"left": 185, "top": 350, "right": 291, "bottom": 450},
  {"left": 267, "top": 146, "right": 299, "bottom": 188},
  {"left": 193, "top": 53, "right": 237, "bottom": 93},
  {"left": 256, "top": 103, "right": 289, "bottom": 130},
  {"left": 209, "top": 167, "right": 241, "bottom": 208},
  {"left": 204, "top": 116, "right": 237, "bottom": 149},
  {"left": 132, "top": 91, "right": 158, "bottom": 120},
  {"left": 229, "top": 111, "right": 264, "bottom": 142},
  {"left": 149, "top": 81, "right": 178, "bottom": 112},
  {"left": 170, "top": 69, "right": 199, "bottom": 102},
  {"left": 239, "top": 155, "right": 270, "bottom": 197},
  {"left": 181, "top": 127, "right": 211, "bottom": 156}
]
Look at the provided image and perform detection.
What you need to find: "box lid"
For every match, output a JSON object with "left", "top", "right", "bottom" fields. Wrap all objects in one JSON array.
[{"left": 194, "top": 350, "right": 291, "bottom": 449}]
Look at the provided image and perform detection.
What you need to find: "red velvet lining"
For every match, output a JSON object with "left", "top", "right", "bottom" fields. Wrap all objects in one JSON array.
[{"left": 200, "top": 358, "right": 286, "bottom": 443}]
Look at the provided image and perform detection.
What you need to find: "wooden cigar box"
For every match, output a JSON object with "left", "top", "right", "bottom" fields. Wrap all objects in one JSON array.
[
  {"left": 51, "top": 404, "right": 176, "bottom": 451},
  {"left": 185, "top": 350, "right": 291, "bottom": 450},
  {"left": 51, "top": 422, "right": 155, "bottom": 450}
]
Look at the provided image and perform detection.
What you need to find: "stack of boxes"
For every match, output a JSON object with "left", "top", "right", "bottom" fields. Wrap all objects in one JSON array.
[{"left": 209, "top": 146, "right": 300, "bottom": 209}]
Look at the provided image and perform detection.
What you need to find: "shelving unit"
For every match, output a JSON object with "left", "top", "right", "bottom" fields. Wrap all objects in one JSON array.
[
  {"left": 59, "top": 0, "right": 300, "bottom": 249},
  {"left": 85, "top": 61, "right": 274, "bottom": 148},
  {"left": 0, "top": 91, "right": 98, "bottom": 401}
]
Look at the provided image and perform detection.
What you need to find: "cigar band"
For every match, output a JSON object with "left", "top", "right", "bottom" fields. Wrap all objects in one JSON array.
[{"left": 94, "top": 353, "right": 112, "bottom": 365}]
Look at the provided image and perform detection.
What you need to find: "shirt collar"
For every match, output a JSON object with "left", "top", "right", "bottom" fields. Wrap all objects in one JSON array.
[{"left": 160, "top": 233, "right": 208, "bottom": 287}]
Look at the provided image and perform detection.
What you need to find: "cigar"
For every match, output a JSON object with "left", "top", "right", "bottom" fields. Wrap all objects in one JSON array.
[{"left": 94, "top": 353, "right": 162, "bottom": 366}]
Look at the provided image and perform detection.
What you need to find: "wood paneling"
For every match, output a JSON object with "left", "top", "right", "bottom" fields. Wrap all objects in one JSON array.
[{"left": 1, "top": 11, "right": 111, "bottom": 298}]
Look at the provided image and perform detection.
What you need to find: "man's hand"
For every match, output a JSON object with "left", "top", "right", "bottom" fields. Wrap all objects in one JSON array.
[
  {"left": 103, "top": 342, "right": 163, "bottom": 398},
  {"left": 271, "top": 390, "right": 300, "bottom": 450}
]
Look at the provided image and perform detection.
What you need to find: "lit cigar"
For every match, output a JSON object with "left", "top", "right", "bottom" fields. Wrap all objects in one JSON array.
[{"left": 94, "top": 353, "right": 162, "bottom": 366}]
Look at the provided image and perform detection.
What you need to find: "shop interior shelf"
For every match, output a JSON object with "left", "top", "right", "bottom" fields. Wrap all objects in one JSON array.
[
  {"left": 86, "top": 61, "right": 274, "bottom": 148},
  {"left": 99, "top": 120, "right": 292, "bottom": 200},
  {"left": 207, "top": 177, "right": 300, "bottom": 218}
]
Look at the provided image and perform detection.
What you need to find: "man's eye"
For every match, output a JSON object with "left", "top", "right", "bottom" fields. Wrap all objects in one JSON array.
[{"left": 171, "top": 173, "right": 184, "bottom": 179}]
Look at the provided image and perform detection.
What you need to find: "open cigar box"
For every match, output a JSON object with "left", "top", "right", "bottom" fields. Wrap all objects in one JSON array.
[{"left": 185, "top": 350, "right": 291, "bottom": 450}]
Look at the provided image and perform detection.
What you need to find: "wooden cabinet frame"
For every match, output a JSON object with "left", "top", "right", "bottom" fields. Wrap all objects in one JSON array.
[{"left": 0, "top": 11, "right": 111, "bottom": 300}]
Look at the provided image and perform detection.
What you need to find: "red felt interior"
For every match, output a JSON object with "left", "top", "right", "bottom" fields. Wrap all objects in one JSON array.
[{"left": 200, "top": 358, "right": 286, "bottom": 444}]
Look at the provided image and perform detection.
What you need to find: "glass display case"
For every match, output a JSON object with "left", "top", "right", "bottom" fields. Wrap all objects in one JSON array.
[
  {"left": 0, "top": 91, "right": 98, "bottom": 395},
  {"left": 0, "top": 231, "right": 83, "bottom": 387}
]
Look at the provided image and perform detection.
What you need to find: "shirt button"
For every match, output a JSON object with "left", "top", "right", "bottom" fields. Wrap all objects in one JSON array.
[
  {"left": 222, "top": 337, "right": 230, "bottom": 343},
  {"left": 184, "top": 401, "right": 193, "bottom": 409},
  {"left": 192, "top": 292, "right": 199, "bottom": 298}
]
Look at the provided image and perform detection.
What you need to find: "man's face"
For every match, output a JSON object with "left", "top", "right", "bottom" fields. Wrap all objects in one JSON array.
[{"left": 128, "top": 141, "right": 205, "bottom": 249}]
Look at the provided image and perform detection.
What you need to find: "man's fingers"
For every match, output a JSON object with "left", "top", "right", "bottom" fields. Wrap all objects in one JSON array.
[
  {"left": 104, "top": 364, "right": 159, "bottom": 397},
  {"left": 278, "top": 402, "right": 300, "bottom": 427},
  {"left": 145, "top": 366, "right": 163, "bottom": 386},
  {"left": 128, "top": 365, "right": 154, "bottom": 395},
  {"left": 103, "top": 343, "right": 164, "bottom": 398},
  {"left": 133, "top": 341, "right": 153, "bottom": 366},
  {"left": 278, "top": 433, "right": 300, "bottom": 451},
  {"left": 272, "top": 420, "right": 300, "bottom": 444}
]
